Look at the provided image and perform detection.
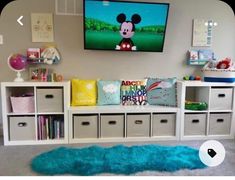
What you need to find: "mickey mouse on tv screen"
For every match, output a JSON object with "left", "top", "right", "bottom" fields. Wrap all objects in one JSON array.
[{"left": 115, "top": 13, "right": 141, "bottom": 51}]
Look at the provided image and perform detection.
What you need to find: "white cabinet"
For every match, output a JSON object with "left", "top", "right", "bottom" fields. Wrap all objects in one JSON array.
[
  {"left": 179, "top": 81, "right": 235, "bottom": 140},
  {"left": 1, "top": 82, "right": 70, "bottom": 146}
]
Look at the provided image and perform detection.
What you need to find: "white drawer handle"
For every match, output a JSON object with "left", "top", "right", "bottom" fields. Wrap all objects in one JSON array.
[
  {"left": 217, "top": 119, "right": 224, "bottom": 123},
  {"left": 192, "top": 119, "right": 199, "bottom": 123},
  {"left": 135, "top": 120, "right": 143, "bottom": 124},
  {"left": 45, "top": 94, "right": 54, "bottom": 99},
  {"left": 108, "top": 121, "right": 116, "bottom": 125},
  {"left": 218, "top": 94, "right": 225, "bottom": 98},
  {"left": 18, "top": 122, "right": 27, "bottom": 127},
  {"left": 160, "top": 119, "right": 168, "bottom": 123},
  {"left": 81, "top": 121, "right": 90, "bottom": 126}
]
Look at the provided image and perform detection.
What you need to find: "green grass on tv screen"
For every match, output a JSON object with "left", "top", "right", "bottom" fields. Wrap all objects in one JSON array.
[{"left": 85, "top": 31, "right": 165, "bottom": 52}]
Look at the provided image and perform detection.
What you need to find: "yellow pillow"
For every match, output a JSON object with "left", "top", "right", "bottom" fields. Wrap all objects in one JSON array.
[{"left": 71, "top": 79, "right": 97, "bottom": 106}]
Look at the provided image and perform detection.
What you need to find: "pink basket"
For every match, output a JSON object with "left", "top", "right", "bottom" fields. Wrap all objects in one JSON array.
[{"left": 10, "top": 96, "right": 35, "bottom": 113}]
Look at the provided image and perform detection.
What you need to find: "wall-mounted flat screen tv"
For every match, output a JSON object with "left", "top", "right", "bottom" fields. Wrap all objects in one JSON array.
[{"left": 83, "top": 0, "right": 169, "bottom": 52}]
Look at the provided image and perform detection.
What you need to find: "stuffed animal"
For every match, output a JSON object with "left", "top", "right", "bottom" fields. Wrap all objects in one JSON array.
[
  {"left": 216, "top": 58, "right": 232, "bottom": 69},
  {"left": 41, "top": 47, "right": 61, "bottom": 65}
]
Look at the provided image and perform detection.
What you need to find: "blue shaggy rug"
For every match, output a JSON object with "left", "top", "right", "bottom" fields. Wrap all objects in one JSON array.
[{"left": 31, "top": 145, "right": 206, "bottom": 175}]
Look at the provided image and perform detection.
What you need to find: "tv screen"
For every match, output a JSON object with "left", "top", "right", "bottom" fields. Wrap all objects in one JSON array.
[{"left": 83, "top": 0, "right": 169, "bottom": 52}]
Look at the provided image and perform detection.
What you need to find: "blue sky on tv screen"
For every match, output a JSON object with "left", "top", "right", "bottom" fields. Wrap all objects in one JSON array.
[{"left": 85, "top": 0, "right": 169, "bottom": 27}]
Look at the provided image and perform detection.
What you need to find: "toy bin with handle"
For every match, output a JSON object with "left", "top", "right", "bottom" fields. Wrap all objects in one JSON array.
[
  {"left": 10, "top": 96, "right": 35, "bottom": 113},
  {"left": 202, "top": 63, "right": 235, "bottom": 83}
]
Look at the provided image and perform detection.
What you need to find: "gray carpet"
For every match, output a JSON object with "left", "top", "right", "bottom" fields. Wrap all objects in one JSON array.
[{"left": 0, "top": 137, "right": 234, "bottom": 176}]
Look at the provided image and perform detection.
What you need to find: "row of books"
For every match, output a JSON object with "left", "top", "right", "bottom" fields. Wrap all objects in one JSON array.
[{"left": 37, "top": 115, "right": 64, "bottom": 140}]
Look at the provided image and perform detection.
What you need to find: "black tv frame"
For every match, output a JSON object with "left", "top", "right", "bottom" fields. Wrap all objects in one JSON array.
[{"left": 83, "top": 0, "right": 170, "bottom": 52}]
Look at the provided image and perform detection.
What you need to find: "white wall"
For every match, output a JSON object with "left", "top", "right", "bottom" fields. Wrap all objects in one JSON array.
[{"left": 0, "top": 0, "right": 234, "bottom": 123}]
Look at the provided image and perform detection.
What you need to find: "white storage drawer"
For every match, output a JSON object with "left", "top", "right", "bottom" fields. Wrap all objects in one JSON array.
[
  {"left": 152, "top": 113, "right": 176, "bottom": 136},
  {"left": 9, "top": 116, "right": 36, "bottom": 141},
  {"left": 37, "top": 88, "right": 63, "bottom": 113},
  {"left": 127, "top": 114, "right": 150, "bottom": 137},
  {"left": 73, "top": 115, "right": 98, "bottom": 138},
  {"left": 209, "top": 113, "right": 231, "bottom": 135},
  {"left": 100, "top": 114, "right": 124, "bottom": 138},
  {"left": 210, "top": 88, "right": 233, "bottom": 110},
  {"left": 184, "top": 114, "right": 207, "bottom": 136}
]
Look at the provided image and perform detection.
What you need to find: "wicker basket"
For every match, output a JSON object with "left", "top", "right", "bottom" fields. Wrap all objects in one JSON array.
[{"left": 10, "top": 96, "right": 35, "bottom": 113}]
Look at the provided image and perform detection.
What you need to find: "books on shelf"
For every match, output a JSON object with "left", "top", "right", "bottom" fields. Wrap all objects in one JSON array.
[
  {"left": 37, "top": 115, "right": 64, "bottom": 140},
  {"left": 188, "top": 49, "right": 215, "bottom": 65}
]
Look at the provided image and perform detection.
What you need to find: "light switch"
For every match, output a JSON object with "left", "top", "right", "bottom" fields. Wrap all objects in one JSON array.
[{"left": 0, "top": 35, "right": 3, "bottom": 44}]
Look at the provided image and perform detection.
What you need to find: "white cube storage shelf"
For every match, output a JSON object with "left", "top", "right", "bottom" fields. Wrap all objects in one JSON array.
[
  {"left": 1, "top": 82, "right": 70, "bottom": 146},
  {"left": 1, "top": 81, "right": 235, "bottom": 146},
  {"left": 69, "top": 106, "right": 180, "bottom": 143},
  {"left": 179, "top": 81, "right": 235, "bottom": 140}
]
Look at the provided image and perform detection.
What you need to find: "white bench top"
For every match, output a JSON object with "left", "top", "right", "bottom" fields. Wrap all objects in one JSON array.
[{"left": 69, "top": 105, "right": 179, "bottom": 113}]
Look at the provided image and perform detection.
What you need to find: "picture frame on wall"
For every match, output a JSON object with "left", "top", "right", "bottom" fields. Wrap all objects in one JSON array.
[
  {"left": 192, "top": 19, "right": 212, "bottom": 47},
  {"left": 31, "top": 13, "right": 54, "bottom": 42},
  {"left": 29, "top": 67, "right": 49, "bottom": 81}
]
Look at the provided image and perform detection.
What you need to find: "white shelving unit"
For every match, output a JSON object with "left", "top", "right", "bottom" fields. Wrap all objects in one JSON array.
[
  {"left": 179, "top": 81, "right": 235, "bottom": 140},
  {"left": 1, "top": 82, "right": 70, "bottom": 146},
  {"left": 1, "top": 80, "right": 235, "bottom": 146},
  {"left": 68, "top": 105, "right": 181, "bottom": 143}
]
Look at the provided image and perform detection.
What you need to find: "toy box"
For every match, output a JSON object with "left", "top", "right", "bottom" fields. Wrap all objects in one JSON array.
[
  {"left": 202, "top": 61, "right": 235, "bottom": 83},
  {"left": 10, "top": 96, "right": 35, "bottom": 113}
]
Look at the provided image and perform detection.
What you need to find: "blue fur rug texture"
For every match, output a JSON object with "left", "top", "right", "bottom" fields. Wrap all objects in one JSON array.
[{"left": 31, "top": 144, "right": 206, "bottom": 175}]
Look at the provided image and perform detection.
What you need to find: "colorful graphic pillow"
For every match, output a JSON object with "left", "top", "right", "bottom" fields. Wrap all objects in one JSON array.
[
  {"left": 121, "top": 79, "right": 147, "bottom": 105},
  {"left": 71, "top": 79, "right": 97, "bottom": 106},
  {"left": 97, "top": 80, "right": 121, "bottom": 105},
  {"left": 146, "top": 77, "right": 177, "bottom": 106}
]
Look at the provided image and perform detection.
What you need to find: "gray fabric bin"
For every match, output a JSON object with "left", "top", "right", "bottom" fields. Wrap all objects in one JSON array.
[
  {"left": 209, "top": 113, "right": 231, "bottom": 135},
  {"left": 210, "top": 88, "right": 233, "bottom": 110},
  {"left": 100, "top": 114, "right": 124, "bottom": 138},
  {"left": 73, "top": 115, "right": 98, "bottom": 138},
  {"left": 184, "top": 114, "right": 206, "bottom": 136},
  {"left": 152, "top": 113, "right": 176, "bottom": 136},
  {"left": 9, "top": 116, "right": 36, "bottom": 141},
  {"left": 37, "top": 88, "right": 63, "bottom": 113},
  {"left": 127, "top": 114, "right": 150, "bottom": 137}
]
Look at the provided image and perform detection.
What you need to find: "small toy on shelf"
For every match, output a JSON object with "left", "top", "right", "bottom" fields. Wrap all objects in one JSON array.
[
  {"left": 183, "top": 75, "right": 201, "bottom": 81},
  {"left": 185, "top": 101, "right": 208, "bottom": 111}
]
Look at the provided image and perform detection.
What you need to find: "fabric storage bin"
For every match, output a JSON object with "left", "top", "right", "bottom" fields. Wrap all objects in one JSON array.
[
  {"left": 73, "top": 114, "right": 98, "bottom": 138},
  {"left": 100, "top": 114, "right": 124, "bottom": 138},
  {"left": 9, "top": 116, "right": 36, "bottom": 141},
  {"left": 37, "top": 88, "right": 63, "bottom": 113},
  {"left": 184, "top": 113, "right": 207, "bottom": 136},
  {"left": 10, "top": 96, "right": 34, "bottom": 113},
  {"left": 126, "top": 114, "right": 150, "bottom": 137},
  {"left": 210, "top": 88, "right": 233, "bottom": 110},
  {"left": 209, "top": 113, "right": 231, "bottom": 135},
  {"left": 152, "top": 113, "right": 176, "bottom": 136}
]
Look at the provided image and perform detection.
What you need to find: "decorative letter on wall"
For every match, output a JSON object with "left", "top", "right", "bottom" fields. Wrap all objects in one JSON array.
[
  {"left": 31, "top": 13, "right": 54, "bottom": 42},
  {"left": 192, "top": 19, "right": 212, "bottom": 47}
]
